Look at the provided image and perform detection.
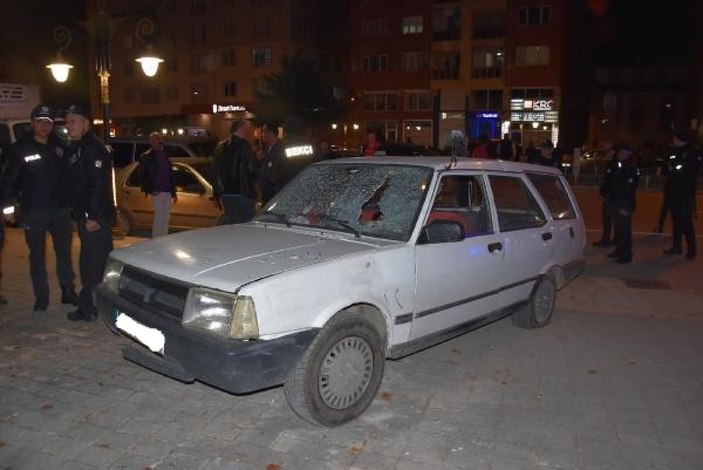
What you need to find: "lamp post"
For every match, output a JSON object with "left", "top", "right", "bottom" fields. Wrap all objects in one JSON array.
[{"left": 47, "top": 3, "right": 163, "bottom": 142}]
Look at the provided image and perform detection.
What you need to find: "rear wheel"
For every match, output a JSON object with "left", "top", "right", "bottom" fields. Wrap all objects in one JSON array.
[
  {"left": 512, "top": 273, "right": 556, "bottom": 328},
  {"left": 284, "top": 311, "right": 386, "bottom": 426}
]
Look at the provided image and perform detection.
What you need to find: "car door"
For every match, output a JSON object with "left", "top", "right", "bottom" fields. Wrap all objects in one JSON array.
[
  {"left": 169, "top": 164, "right": 220, "bottom": 229},
  {"left": 121, "top": 163, "right": 153, "bottom": 229},
  {"left": 486, "top": 173, "right": 553, "bottom": 306},
  {"left": 412, "top": 172, "right": 507, "bottom": 341},
  {"left": 526, "top": 172, "right": 585, "bottom": 282}
]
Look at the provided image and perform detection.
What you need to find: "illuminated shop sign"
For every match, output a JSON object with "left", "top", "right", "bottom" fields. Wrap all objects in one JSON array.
[
  {"left": 285, "top": 145, "right": 314, "bottom": 158},
  {"left": 211, "top": 104, "right": 247, "bottom": 113},
  {"left": 473, "top": 112, "right": 499, "bottom": 119},
  {"left": 510, "top": 98, "right": 556, "bottom": 112},
  {"left": 511, "top": 111, "right": 559, "bottom": 123}
]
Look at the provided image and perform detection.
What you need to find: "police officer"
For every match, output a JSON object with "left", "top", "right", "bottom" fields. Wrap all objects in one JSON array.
[
  {"left": 663, "top": 128, "right": 701, "bottom": 260},
  {"left": 593, "top": 146, "right": 618, "bottom": 247},
  {"left": 61, "top": 105, "right": 114, "bottom": 321},
  {"left": 1, "top": 105, "right": 78, "bottom": 312},
  {"left": 607, "top": 144, "right": 639, "bottom": 264}
]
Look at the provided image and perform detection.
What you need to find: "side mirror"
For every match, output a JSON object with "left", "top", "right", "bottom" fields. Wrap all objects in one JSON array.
[{"left": 418, "top": 220, "right": 465, "bottom": 244}]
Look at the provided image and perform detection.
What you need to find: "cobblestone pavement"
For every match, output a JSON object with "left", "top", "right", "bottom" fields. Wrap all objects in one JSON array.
[{"left": 0, "top": 226, "right": 702, "bottom": 470}]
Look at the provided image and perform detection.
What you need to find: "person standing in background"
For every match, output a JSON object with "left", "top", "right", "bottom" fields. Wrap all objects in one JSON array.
[
  {"left": 593, "top": 146, "right": 618, "bottom": 248},
  {"left": 139, "top": 132, "right": 178, "bottom": 237},
  {"left": 607, "top": 145, "right": 639, "bottom": 264}
]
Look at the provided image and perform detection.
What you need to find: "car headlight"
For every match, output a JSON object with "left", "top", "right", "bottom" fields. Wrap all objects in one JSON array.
[
  {"left": 102, "top": 258, "right": 125, "bottom": 293},
  {"left": 183, "top": 288, "right": 259, "bottom": 339}
]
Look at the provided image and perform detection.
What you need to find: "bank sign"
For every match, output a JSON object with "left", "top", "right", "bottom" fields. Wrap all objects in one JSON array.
[{"left": 510, "top": 98, "right": 558, "bottom": 123}]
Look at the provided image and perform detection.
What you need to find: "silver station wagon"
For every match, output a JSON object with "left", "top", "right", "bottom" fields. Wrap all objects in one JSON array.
[{"left": 95, "top": 157, "right": 586, "bottom": 426}]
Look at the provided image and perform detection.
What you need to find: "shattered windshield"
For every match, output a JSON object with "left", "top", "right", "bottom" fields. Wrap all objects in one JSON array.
[{"left": 255, "top": 163, "right": 433, "bottom": 241}]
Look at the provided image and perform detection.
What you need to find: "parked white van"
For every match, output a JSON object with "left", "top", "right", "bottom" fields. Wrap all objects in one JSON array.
[{"left": 95, "top": 157, "right": 586, "bottom": 426}]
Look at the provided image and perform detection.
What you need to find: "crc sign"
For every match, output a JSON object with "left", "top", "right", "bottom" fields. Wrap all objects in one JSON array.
[{"left": 532, "top": 99, "right": 554, "bottom": 111}]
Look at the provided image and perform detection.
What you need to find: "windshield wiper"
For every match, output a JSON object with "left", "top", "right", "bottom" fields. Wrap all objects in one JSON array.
[
  {"left": 257, "top": 211, "right": 291, "bottom": 227},
  {"left": 318, "top": 214, "right": 361, "bottom": 238}
]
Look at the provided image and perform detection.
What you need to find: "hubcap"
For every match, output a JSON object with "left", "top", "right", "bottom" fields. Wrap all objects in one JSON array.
[
  {"left": 533, "top": 281, "right": 554, "bottom": 323},
  {"left": 318, "top": 336, "right": 373, "bottom": 410}
]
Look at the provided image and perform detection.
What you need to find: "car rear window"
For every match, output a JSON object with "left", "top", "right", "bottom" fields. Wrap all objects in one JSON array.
[{"left": 526, "top": 173, "right": 577, "bottom": 220}]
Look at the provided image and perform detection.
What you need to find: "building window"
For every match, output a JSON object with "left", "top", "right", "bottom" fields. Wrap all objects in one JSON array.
[
  {"left": 511, "top": 88, "right": 554, "bottom": 100},
  {"left": 252, "top": 47, "right": 272, "bottom": 68},
  {"left": 224, "top": 80, "right": 237, "bottom": 97},
  {"left": 253, "top": 17, "right": 272, "bottom": 38},
  {"left": 190, "top": 53, "right": 207, "bottom": 73},
  {"left": 365, "top": 120, "right": 398, "bottom": 143},
  {"left": 124, "top": 87, "right": 137, "bottom": 104},
  {"left": 166, "top": 84, "right": 179, "bottom": 101},
  {"left": 472, "top": 47, "right": 504, "bottom": 78},
  {"left": 515, "top": 45, "right": 550, "bottom": 66},
  {"left": 518, "top": 6, "right": 551, "bottom": 26},
  {"left": 405, "top": 92, "right": 433, "bottom": 111},
  {"left": 166, "top": 57, "right": 178, "bottom": 72},
  {"left": 403, "top": 120, "right": 432, "bottom": 146},
  {"left": 472, "top": 10, "right": 506, "bottom": 39},
  {"left": 362, "top": 93, "right": 397, "bottom": 112},
  {"left": 222, "top": 49, "right": 236, "bottom": 66},
  {"left": 221, "top": 18, "right": 236, "bottom": 39},
  {"left": 190, "top": 23, "right": 207, "bottom": 46},
  {"left": 361, "top": 18, "right": 390, "bottom": 37},
  {"left": 432, "top": 3, "right": 462, "bottom": 41},
  {"left": 401, "top": 52, "right": 423, "bottom": 72},
  {"left": 472, "top": 89, "right": 503, "bottom": 109},
  {"left": 402, "top": 16, "right": 423, "bottom": 34},
  {"left": 362, "top": 55, "right": 388, "bottom": 73},
  {"left": 432, "top": 52, "right": 460, "bottom": 79},
  {"left": 140, "top": 88, "right": 160, "bottom": 104},
  {"left": 191, "top": 81, "right": 208, "bottom": 102}
]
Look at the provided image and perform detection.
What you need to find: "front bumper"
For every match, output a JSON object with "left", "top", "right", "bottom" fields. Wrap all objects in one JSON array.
[{"left": 94, "top": 284, "right": 318, "bottom": 394}]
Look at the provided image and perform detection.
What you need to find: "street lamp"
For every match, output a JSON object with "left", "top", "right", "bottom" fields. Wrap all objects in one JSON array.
[{"left": 47, "top": 4, "right": 163, "bottom": 142}]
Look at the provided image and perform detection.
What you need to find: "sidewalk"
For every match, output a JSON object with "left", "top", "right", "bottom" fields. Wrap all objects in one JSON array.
[{"left": 0, "top": 227, "right": 702, "bottom": 470}]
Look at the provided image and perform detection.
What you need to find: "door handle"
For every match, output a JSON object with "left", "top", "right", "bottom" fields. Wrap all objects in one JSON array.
[
  {"left": 542, "top": 232, "right": 552, "bottom": 241},
  {"left": 488, "top": 242, "right": 502, "bottom": 253}
]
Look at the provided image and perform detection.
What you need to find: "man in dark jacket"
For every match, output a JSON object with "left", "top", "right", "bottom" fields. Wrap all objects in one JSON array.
[
  {"left": 138, "top": 132, "right": 177, "bottom": 237},
  {"left": 61, "top": 104, "right": 114, "bottom": 321},
  {"left": 258, "top": 123, "right": 285, "bottom": 204},
  {"left": 607, "top": 145, "right": 639, "bottom": 264},
  {"left": 663, "top": 128, "right": 701, "bottom": 260},
  {"left": 213, "top": 120, "right": 256, "bottom": 224},
  {"left": 1, "top": 104, "right": 78, "bottom": 312},
  {"left": 593, "top": 146, "right": 618, "bottom": 247}
]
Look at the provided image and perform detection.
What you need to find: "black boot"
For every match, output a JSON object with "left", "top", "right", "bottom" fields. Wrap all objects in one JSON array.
[{"left": 61, "top": 287, "right": 80, "bottom": 306}]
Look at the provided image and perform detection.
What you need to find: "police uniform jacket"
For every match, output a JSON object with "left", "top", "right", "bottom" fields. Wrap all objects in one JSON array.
[
  {"left": 1, "top": 133, "right": 67, "bottom": 213},
  {"left": 598, "top": 155, "right": 619, "bottom": 198},
  {"left": 609, "top": 158, "right": 639, "bottom": 213},
  {"left": 666, "top": 143, "right": 701, "bottom": 202},
  {"left": 62, "top": 130, "right": 115, "bottom": 223},
  {"left": 258, "top": 140, "right": 285, "bottom": 196}
]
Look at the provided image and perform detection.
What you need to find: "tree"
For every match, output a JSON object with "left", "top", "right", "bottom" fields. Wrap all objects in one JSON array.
[{"left": 254, "top": 54, "right": 347, "bottom": 135}]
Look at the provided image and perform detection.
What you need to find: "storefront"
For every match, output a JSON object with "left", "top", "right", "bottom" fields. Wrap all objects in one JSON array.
[
  {"left": 181, "top": 102, "right": 254, "bottom": 140},
  {"left": 509, "top": 97, "right": 559, "bottom": 147}
]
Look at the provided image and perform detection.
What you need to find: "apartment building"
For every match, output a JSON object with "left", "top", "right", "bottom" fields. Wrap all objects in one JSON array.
[
  {"left": 347, "top": 0, "right": 588, "bottom": 152},
  {"left": 87, "top": 0, "right": 346, "bottom": 139}
]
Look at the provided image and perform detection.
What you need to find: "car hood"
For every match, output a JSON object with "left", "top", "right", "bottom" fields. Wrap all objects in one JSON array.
[{"left": 112, "top": 223, "right": 391, "bottom": 292}]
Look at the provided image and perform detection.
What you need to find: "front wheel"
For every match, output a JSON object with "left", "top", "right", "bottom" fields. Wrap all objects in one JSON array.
[
  {"left": 284, "top": 311, "right": 386, "bottom": 426},
  {"left": 512, "top": 273, "right": 556, "bottom": 328}
]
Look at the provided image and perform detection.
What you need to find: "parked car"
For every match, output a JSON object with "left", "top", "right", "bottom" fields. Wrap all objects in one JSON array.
[
  {"left": 108, "top": 136, "right": 218, "bottom": 168},
  {"left": 562, "top": 147, "right": 613, "bottom": 175},
  {"left": 114, "top": 157, "right": 220, "bottom": 234},
  {"left": 95, "top": 157, "right": 586, "bottom": 426}
]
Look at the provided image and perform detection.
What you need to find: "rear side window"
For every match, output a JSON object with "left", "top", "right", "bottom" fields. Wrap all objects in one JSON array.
[
  {"left": 527, "top": 173, "right": 576, "bottom": 220},
  {"left": 488, "top": 174, "right": 546, "bottom": 231}
]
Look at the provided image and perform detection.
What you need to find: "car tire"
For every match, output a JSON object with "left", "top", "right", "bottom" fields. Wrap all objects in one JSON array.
[
  {"left": 284, "top": 311, "right": 386, "bottom": 427},
  {"left": 115, "top": 207, "right": 135, "bottom": 236},
  {"left": 512, "top": 273, "right": 556, "bottom": 329}
]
